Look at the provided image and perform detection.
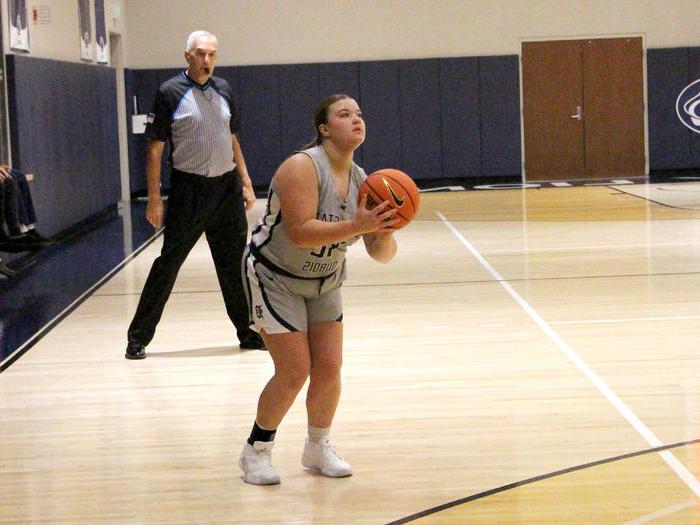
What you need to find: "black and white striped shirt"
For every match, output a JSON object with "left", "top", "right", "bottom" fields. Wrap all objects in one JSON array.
[{"left": 145, "top": 71, "right": 239, "bottom": 177}]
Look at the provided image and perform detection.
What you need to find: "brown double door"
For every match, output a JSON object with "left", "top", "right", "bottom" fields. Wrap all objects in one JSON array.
[{"left": 522, "top": 37, "right": 645, "bottom": 181}]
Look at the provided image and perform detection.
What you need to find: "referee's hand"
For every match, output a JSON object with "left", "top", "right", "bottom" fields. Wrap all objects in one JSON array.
[
  {"left": 242, "top": 185, "right": 256, "bottom": 211},
  {"left": 146, "top": 197, "right": 164, "bottom": 228}
]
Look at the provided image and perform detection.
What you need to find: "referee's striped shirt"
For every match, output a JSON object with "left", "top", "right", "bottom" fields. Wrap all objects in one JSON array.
[{"left": 145, "top": 71, "right": 239, "bottom": 177}]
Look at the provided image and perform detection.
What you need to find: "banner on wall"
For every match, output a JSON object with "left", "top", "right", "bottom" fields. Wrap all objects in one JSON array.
[
  {"left": 9, "top": 0, "right": 29, "bottom": 52},
  {"left": 94, "top": 0, "right": 109, "bottom": 64},
  {"left": 78, "top": 0, "right": 92, "bottom": 61}
]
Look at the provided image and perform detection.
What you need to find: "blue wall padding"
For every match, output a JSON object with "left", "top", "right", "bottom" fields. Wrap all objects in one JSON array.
[
  {"left": 123, "top": 68, "right": 137, "bottom": 188},
  {"left": 127, "top": 55, "right": 523, "bottom": 187},
  {"left": 399, "top": 59, "right": 442, "bottom": 180},
  {"left": 439, "top": 57, "right": 481, "bottom": 179},
  {"left": 479, "top": 55, "right": 522, "bottom": 176},
  {"left": 358, "top": 60, "right": 403, "bottom": 173},
  {"left": 688, "top": 47, "right": 700, "bottom": 166},
  {"left": 213, "top": 65, "right": 241, "bottom": 103},
  {"left": 126, "top": 65, "right": 246, "bottom": 192},
  {"left": 279, "top": 63, "right": 320, "bottom": 155},
  {"left": 318, "top": 61, "right": 363, "bottom": 165},
  {"left": 647, "top": 48, "right": 692, "bottom": 170},
  {"left": 236, "top": 65, "right": 283, "bottom": 187},
  {"left": 126, "top": 67, "right": 179, "bottom": 193},
  {"left": 6, "top": 55, "right": 120, "bottom": 236},
  {"left": 16, "top": 47, "right": 700, "bottom": 243},
  {"left": 122, "top": 48, "right": 700, "bottom": 197},
  {"left": 318, "top": 62, "right": 361, "bottom": 100}
]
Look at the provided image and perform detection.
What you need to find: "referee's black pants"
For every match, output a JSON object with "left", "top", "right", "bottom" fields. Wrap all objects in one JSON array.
[{"left": 127, "top": 168, "right": 253, "bottom": 346}]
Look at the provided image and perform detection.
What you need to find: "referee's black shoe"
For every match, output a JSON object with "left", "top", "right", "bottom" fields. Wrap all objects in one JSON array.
[
  {"left": 25, "top": 230, "right": 56, "bottom": 247},
  {"left": 0, "top": 259, "right": 15, "bottom": 277},
  {"left": 239, "top": 333, "right": 265, "bottom": 350},
  {"left": 125, "top": 342, "right": 146, "bottom": 360},
  {"left": 0, "top": 236, "right": 37, "bottom": 253}
]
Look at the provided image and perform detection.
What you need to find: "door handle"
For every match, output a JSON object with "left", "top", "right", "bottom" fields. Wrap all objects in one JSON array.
[{"left": 570, "top": 105, "right": 583, "bottom": 120}]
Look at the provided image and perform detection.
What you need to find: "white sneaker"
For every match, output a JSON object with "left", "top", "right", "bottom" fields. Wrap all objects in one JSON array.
[
  {"left": 239, "top": 441, "right": 281, "bottom": 485},
  {"left": 301, "top": 438, "right": 352, "bottom": 478}
]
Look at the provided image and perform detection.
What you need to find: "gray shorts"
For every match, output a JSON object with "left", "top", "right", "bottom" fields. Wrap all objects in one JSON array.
[{"left": 243, "top": 248, "right": 345, "bottom": 334}]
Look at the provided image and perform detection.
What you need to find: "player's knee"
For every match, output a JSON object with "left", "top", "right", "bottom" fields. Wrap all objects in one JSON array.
[
  {"left": 276, "top": 365, "right": 310, "bottom": 392},
  {"left": 310, "top": 355, "right": 342, "bottom": 378}
]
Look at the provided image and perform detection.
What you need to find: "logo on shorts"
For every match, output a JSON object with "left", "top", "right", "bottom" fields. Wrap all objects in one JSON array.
[
  {"left": 382, "top": 178, "right": 404, "bottom": 207},
  {"left": 676, "top": 79, "right": 700, "bottom": 133},
  {"left": 255, "top": 305, "right": 264, "bottom": 319}
]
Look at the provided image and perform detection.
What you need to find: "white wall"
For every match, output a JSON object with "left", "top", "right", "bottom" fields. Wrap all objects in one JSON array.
[
  {"left": 3, "top": 1, "right": 697, "bottom": 68},
  {"left": 2, "top": 0, "right": 127, "bottom": 64},
  {"left": 124, "top": 0, "right": 700, "bottom": 68}
]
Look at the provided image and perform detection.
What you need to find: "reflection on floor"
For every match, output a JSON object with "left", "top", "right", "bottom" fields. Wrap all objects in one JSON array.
[{"left": 0, "top": 201, "right": 157, "bottom": 370}]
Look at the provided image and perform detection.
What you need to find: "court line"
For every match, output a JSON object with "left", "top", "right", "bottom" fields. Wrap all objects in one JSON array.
[
  {"left": 609, "top": 184, "right": 700, "bottom": 212},
  {"left": 344, "top": 270, "right": 700, "bottom": 291},
  {"left": 0, "top": 229, "right": 164, "bottom": 373},
  {"left": 551, "top": 315, "right": 700, "bottom": 325},
  {"left": 343, "top": 270, "right": 700, "bottom": 289},
  {"left": 436, "top": 211, "right": 700, "bottom": 498},
  {"left": 483, "top": 240, "right": 700, "bottom": 254},
  {"left": 623, "top": 499, "right": 697, "bottom": 524},
  {"left": 386, "top": 438, "right": 700, "bottom": 524}
]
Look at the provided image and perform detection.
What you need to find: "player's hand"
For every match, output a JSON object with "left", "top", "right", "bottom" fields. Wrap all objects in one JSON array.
[
  {"left": 0, "top": 165, "right": 10, "bottom": 181},
  {"left": 146, "top": 197, "right": 164, "bottom": 228},
  {"left": 352, "top": 194, "right": 398, "bottom": 234}
]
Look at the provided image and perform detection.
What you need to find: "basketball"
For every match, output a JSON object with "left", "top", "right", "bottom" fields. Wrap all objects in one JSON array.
[{"left": 358, "top": 169, "right": 420, "bottom": 230}]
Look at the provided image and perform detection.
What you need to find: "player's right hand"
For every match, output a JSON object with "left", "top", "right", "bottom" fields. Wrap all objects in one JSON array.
[{"left": 352, "top": 194, "right": 398, "bottom": 234}]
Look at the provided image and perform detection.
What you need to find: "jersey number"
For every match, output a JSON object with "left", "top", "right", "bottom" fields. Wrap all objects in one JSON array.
[{"left": 310, "top": 243, "right": 340, "bottom": 258}]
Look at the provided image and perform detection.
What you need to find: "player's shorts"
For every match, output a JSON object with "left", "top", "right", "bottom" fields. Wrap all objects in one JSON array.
[{"left": 242, "top": 247, "right": 345, "bottom": 334}]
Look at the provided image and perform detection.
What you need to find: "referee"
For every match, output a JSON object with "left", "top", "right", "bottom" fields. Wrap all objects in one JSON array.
[{"left": 125, "top": 30, "right": 264, "bottom": 359}]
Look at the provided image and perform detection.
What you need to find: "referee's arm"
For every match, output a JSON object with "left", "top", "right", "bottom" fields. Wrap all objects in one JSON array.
[
  {"left": 232, "top": 134, "right": 256, "bottom": 211},
  {"left": 145, "top": 139, "right": 166, "bottom": 228}
]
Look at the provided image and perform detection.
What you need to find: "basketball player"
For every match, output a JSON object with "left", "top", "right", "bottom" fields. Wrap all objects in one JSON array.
[{"left": 238, "top": 94, "right": 399, "bottom": 484}]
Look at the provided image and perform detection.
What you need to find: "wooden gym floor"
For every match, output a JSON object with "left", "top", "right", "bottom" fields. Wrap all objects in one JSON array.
[{"left": 1, "top": 182, "right": 700, "bottom": 523}]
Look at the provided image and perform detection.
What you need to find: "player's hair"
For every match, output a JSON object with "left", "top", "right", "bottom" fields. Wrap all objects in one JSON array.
[
  {"left": 303, "top": 94, "right": 352, "bottom": 149},
  {"left": 186, "top": 30, "right": 216, "bottom": 52}
]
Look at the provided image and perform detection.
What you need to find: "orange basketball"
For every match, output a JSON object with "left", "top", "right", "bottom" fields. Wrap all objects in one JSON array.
[{"left": 358, "top": 169, "right": 420, "bottom": 230}]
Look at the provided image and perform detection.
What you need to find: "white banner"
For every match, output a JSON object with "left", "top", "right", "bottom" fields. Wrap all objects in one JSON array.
[{"left": 9, "top": 0, "right": 29, "bottom": 52}]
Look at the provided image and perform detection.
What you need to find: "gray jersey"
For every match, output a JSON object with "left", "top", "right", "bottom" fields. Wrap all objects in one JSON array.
[{"left": 250, "top": 145, "right": 366, "bottom": 280}]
